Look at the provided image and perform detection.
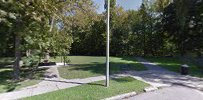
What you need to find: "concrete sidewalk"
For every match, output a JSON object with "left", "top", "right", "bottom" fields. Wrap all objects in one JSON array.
[
  {"left": 0, "top": 63, "right": 105, "bottom": 100},
  {"left": 0, "top": 76, "right": 105, "bottom": 100}
]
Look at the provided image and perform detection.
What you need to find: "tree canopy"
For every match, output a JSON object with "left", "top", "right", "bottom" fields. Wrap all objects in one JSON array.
[{"left": 1, "top": 0, "right": 203, "bottom": 79}]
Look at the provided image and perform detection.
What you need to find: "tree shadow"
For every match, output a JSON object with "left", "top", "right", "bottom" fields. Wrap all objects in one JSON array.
[
  {"left": 0, "top": 57, "right": 49, "bottom": 93},
  {"left": 0, "top": 57, "right": 14, "bottom": 68},
  {"left": 112, "top": 77, "right": 134, "bottom": 83},
  {"left": 87, "top": 83, "right": 104, "bottom": 86},
  {"left": 0, "top": 69, "right": 18, "bottom": 92},
  {"left": 0, "top": 67, "right": 47, "bottom": 93},
  {"left": 21, "top": 67, "right": 48, "bottom": 79},
  {"left": 67, "top": 61, "right": 144, "bottom": 76}
]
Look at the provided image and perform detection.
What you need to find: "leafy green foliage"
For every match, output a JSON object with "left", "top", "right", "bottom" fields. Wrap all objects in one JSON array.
[
  {"left": 22, "top": 55, "right": 39, "bottom": 68},
  {"left": 0, "top": 0, "right": 97, "bottom": 79},
  {"left": 1, "top": 0, "right": 203, "bottom": 79},
  {"left": 163, "top": 0, "right": 203, "bottom": 56},
  {"left": 70, "top": 0, "right": 203, "bottom": 57}
]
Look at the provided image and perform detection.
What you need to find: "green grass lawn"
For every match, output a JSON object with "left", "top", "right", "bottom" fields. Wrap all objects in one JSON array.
[
  {"left": 0, "top": 57, "right": 44, "bottom": 93},
  {"left": 145, "top": 57, "right": 203, "bottom": 78},
  {"left": 0, "top": 57, "right": 14, "bottom": 65},
  {"left": 0, "top": 67, "right": 45, "bottom": 93},
  {"left": 51, "top": 56, "right": 147, "bottom": 79},
  {"left": 24, "top": 77, "right": 149, "bottom": 100}
]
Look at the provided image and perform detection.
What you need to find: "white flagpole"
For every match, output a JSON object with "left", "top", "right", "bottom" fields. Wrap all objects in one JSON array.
[{"left": 106, "top": 0, "right": 110, "bottom": 87}]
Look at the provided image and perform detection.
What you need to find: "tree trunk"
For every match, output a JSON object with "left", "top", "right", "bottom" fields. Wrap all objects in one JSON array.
[
  {"left": 61, "top": 55, "right": 63, "bottom": 63},
  {"left": 143, "top": 33, "right": 146, "bottom": 57},
  {"left": 196, "top": 50, "right": 202, "bottom": 58},
  {"left": 45, "top": 50, "right": 50, "bottom": 61},
  {"left": 49, "top": 16, "right": 55, "bottom": 32},
  {"left": 63, "top": 56, "right": 66, "bottom": 66},
  {"left": 14, "top": 34, "right": 21, "bottom": 80},
  {"left": 44, "top": 16, "right": 55, "bottom": 62},
  {"left": 26, "top": 49, "right": 31, "bottom": 57}
]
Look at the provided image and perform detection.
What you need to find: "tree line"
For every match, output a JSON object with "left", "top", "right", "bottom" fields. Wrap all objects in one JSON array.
[
  {"left": 71, "top": 0, "right": 203, "bottom": 57},
  {"left": 0, "top": 0, "right": 203, "bottom": 79}
]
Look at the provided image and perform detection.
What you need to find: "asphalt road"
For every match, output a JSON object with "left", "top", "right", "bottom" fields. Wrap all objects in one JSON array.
[{"left": 127, "top": 86, "right": 203, "bottom": 100}]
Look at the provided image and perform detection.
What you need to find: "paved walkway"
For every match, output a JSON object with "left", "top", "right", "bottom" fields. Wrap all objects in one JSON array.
[
  {"left": 0, "top": 63, "right": 105, "bottom": 100},
  {"left": 130, "top": 57, "right": 203, "bottom": 90},
  {"left": 0, "top": 76, "right": 105, "bottom": 100},
  {"left": 122, "top": 57, "right": 203, "bottom": 100},
  {"left": 136, "top": 57, "right": 169, "bottom": 71}
]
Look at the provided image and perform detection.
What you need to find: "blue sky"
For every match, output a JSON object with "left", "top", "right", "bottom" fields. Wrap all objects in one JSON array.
[{"left": 93, "top": 0, "right": 143, "bottom": 13}]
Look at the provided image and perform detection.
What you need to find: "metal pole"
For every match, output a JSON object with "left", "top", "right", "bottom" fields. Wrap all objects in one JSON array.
[{"left": 106, "top": 0, "right": 110, "bottom": 87}]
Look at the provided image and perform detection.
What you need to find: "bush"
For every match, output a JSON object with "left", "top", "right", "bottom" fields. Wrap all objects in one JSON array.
[
  {"left": 22, "top": 55, "right": 39, "bottom": 68},
  {"left": 63, "top": 56, "right": 71, "bottom": 64}
]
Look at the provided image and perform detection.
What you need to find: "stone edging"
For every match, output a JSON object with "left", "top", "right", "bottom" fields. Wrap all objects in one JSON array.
[
  {"left": 103, "top": 92, "right": 137, "bottom": 100},
  {"left": 103, "top": 86, "right": 159, "bottom": 100}
]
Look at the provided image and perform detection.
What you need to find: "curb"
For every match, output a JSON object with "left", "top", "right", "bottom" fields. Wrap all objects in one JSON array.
[
  {"left": 144, "top": 86, "right": 158, "bottom": 92},
  {"left": 103, "top": 92, "right": 137, "bottom": 100}
]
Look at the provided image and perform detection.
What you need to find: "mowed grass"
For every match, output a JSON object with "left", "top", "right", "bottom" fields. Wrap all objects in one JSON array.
[
  {"left": 0, "top": 57, "right": 43, "bottom": 93},
  {"left": 51, "top": 56, "right": 147, "bottom": 79},
  {"left": 24, "top": 77, "right": 149, "bottom": 100},
  {"left": 145, "top": 57, "right": 203, "bottom": 78}
]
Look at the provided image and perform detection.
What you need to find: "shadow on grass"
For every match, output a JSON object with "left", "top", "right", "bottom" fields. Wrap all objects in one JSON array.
[
  {"left": 0, "top": 69, "right": 15, "bottom": 92},
  {"left": 0, "top": 67, "right": 47, "bottom": 93},
  {"left": 112, "top": 77, "right": 134, "bottom": 83},
  {"left": 0, "top": 69, "right": 24, "bottom": 92},
  {"left": 0, "top": 57, "right": 14, "bottom": 68},
  {"left": 87, "top": 83, "right": 105, "bottom": 86},
  {"left": 58, "top": 56, "right": 147, "bottom": 80},
  {"left": 67, "top": 62, "right": 144, "bottom": 75},
  {"left": 0, "top": 57, "right": 49, "bottom": 93}
]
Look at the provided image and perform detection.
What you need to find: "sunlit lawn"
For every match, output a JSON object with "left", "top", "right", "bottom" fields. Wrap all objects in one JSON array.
[
  {"left": 145, "top": 57, "right": 203, "bottom": 78},
  {"left": 51, "top": 56, "right": 148, "bottom": 79},
  {"left": 24, "top": 77, "right": 149, "bottom": 100}
]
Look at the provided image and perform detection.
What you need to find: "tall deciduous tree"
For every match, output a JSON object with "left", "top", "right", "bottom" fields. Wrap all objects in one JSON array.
[{"left": 0, "top": 0, "right": 96, "bottom": 79}]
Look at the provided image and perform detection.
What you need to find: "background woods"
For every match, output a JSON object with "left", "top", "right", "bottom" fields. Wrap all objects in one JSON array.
[{"left": 0, "top": 0, "right": 203, "bottom": 79}]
